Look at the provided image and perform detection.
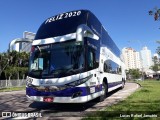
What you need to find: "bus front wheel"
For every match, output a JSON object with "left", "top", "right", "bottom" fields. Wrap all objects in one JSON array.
[
  {"left": 98, "top": 82, "right": 107, "bottom": 102},
  {"left": 121, "top": 79, "right": 125, "bottom": 89}
]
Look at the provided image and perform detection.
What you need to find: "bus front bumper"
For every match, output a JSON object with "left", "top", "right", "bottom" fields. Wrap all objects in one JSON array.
[{"left": 26, "top": 95, "right": 89, "bottom": 103}]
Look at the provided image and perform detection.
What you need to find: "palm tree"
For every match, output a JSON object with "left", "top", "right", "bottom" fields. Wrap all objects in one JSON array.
[
  {"left": 0, "top": 50, "right": 29, "bottom": 80},
  {"left": 0, "top": 52, "right": 10, "bottom": 77}
]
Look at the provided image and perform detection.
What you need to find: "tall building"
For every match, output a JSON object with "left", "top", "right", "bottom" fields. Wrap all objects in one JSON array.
[
  {"left": 20, "top": 31, "right": 35, "bottom": 52},
  {"left": 12, "top": 31, "right": 35, "bottom": 52},
  {"left": 122, "top": 47, "right": 141, "bottom": 70},
  {"left": 134, "top": 51, "right": 141, "bottom": 69},
  {"left": 14, "top": 43, "right": 20, "bottom": 52},
  {"left": 140, "top": 46, "right": 152, "bottom": 70}
]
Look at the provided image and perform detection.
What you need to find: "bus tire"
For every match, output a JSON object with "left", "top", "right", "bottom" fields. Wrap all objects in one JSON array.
[
  {"left": 121, "top": 79, "right": 125, "bottom": 89},
  {"left": 98, "top": 82, "right": 107, "bottom": 102}
]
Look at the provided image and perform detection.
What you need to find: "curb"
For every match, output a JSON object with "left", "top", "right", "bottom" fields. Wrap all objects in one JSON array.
[{"left": 126, "top": 81, "right": 142, "bottom": 88}]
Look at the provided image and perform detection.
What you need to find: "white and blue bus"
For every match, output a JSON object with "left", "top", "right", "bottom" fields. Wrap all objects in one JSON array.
[{"left": 26, "top": 10, "right": 126, "bottom": 103}]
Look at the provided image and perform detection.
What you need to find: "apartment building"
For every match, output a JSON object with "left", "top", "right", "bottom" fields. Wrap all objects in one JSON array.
[
  {"left": 122, "top": 47, "right": 141, "bottom": 70},
  {"left": 140, "top": 46, "right": 152, "bottom": 70},
  {"left": 12, "top": 31, "right": 35, "bottom": 52}
]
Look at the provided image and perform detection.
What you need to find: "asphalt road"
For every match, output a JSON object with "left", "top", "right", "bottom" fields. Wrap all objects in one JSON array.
[{"left": 0, "top": 82, "right": 140, "bottom": 120}]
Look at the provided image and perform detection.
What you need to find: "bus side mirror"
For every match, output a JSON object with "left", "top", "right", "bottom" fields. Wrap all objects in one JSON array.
[{"left": 76, "top": 24, "right": 99, "bottom": 41}]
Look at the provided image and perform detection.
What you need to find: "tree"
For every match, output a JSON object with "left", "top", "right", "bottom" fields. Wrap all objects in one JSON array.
[
  {"left": 19, "top": 67, "right": 28, "bottom": 79},
  {"left": 4, "top": 66, "right": 17, "bottom": 80},
  {"left": 156, "top": 46, "right": 160, "bottom": 55},
  {"left": 127, "top": 69, "right": 141, "bottom": 80},
  {"left": 0, "top": 51, "right": 29, "bottom": 80},
  {"left": 150, "top": 56, "right": 160, "bottom": 77},
  {"left": 0, "top": 52, "right": 9, "bottom": 76},
  {"left": 149, "top": 7, "right": 160, "bottom": 21}
]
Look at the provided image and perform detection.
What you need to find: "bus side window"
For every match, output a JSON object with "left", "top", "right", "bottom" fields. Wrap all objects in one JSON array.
[
  {"left": 88, "top": 51, "right": 94, "bottom": 69},
  {"left": 118, "top": 66, "right": 122, "bottom": 74},
  {"left": 104, "top": 60, "right": 110, "bottom": 73},
  {"left": 104, "top": 60, "right": 121, "bottom": 74},
  {"left": 88, "top": 48, "right": 98, "bottom": 70},
  {"left": 104, "top": 62, "right": 107, "bottom": 72}
]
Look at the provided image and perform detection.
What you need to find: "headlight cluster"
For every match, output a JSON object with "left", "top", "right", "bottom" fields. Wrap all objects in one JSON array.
[
  {"left": 65, "top": 74, "right": 93, "bottom": 87},
  {"left": 26, "top": 77, "right": 33, "bottom": 86}
]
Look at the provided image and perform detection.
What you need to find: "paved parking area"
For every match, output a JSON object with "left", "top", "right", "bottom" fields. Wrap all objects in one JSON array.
[{"left": 0, "top": 82, "right": 140, "bottom": 119}]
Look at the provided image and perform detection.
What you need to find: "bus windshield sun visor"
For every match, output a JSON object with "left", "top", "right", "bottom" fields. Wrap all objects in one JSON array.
[{"left": 76, "top": 24, "right": 99, "bottom": 41}]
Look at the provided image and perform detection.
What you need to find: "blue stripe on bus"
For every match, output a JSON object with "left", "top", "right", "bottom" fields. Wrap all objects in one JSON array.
[
  {"left": 108, "top": 81, "right": 122, "bottom": 88},
  {"left": 26, "top": 81, "right": 122, "bottom": 97},
  {"left": 26, "top": 86, "right": 94, "bottom": 97}
]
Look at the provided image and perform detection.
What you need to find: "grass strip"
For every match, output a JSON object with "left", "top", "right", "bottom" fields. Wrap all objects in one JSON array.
[{"left": 84, "top": 80, "right": 160, "bottom": 120}]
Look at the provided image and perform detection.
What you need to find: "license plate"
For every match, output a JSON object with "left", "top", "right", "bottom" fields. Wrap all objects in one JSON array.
[{"left": 43, "top": 97, "right": 54, "bottom": 102}]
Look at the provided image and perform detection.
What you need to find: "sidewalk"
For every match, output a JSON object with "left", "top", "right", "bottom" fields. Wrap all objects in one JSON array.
[{"left": 0, "top": 90, "right": 25, "bottom": 95}]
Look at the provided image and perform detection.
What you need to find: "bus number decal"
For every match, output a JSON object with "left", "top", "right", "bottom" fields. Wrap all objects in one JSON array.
[
  {"left": 68, "top": 12, "right": 72, "bottom": 17},
  {"left": 77, "top": 11, "right": 81, "bottom": 16},
  {"left": 64, "top": 12, "right": 68, "bottom": 18},
  {"left": 73, "top": 12, "right": 77, "bottom": 16},
  {"left": 45, "top": 11, "right": 81, "bottom": 24}
]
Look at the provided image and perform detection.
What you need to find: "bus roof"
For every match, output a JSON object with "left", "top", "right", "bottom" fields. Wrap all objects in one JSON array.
[{"left": 35, "top": 10, "right": 92, "bottom": 40}]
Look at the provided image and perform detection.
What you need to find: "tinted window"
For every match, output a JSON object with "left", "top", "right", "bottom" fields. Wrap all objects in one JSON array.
[
  {"left": 87, "top": 49, "right": 94, "bottom": 69},
  {"left": 87, "top": 47, "right": 99, "bottom": 70},
  {"left": 104, "top": 60, "right": 121, "bottom": 74},
  {"left": 85, "top": 38, "right": 100, "bottom": 70},
  {"left": 87, "top": 12, "right": 101, "bottom": 37},
  {"left": 101, "top": 27, "right": 120, "bottom": 57},
  {"left": 28, "top": 41, "right": 85, "bottom": 78}
]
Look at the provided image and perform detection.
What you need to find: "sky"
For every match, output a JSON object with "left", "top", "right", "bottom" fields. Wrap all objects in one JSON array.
[{"left": 0, "top": 0, "right": 160, "bottom": 56}]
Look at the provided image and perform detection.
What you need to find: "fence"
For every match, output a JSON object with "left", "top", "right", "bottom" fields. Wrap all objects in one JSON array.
[{"left": 0, "top": 79, "right": 26, "bottom": 89}]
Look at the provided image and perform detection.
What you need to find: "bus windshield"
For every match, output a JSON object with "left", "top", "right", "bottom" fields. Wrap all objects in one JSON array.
[{"left": 28, "top": 41, "right": 84, "bottom": 78}]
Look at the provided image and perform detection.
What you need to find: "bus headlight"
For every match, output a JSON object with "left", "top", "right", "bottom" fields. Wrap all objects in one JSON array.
[
  {"left": 26, "top": 77, "right": 33, "bottom": 83},
  {"left": 65, "top": 74, "right": 93, "bottom": 87},
  {"left": 26, "top": 77, "right": 33, "bottom": 86}
]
